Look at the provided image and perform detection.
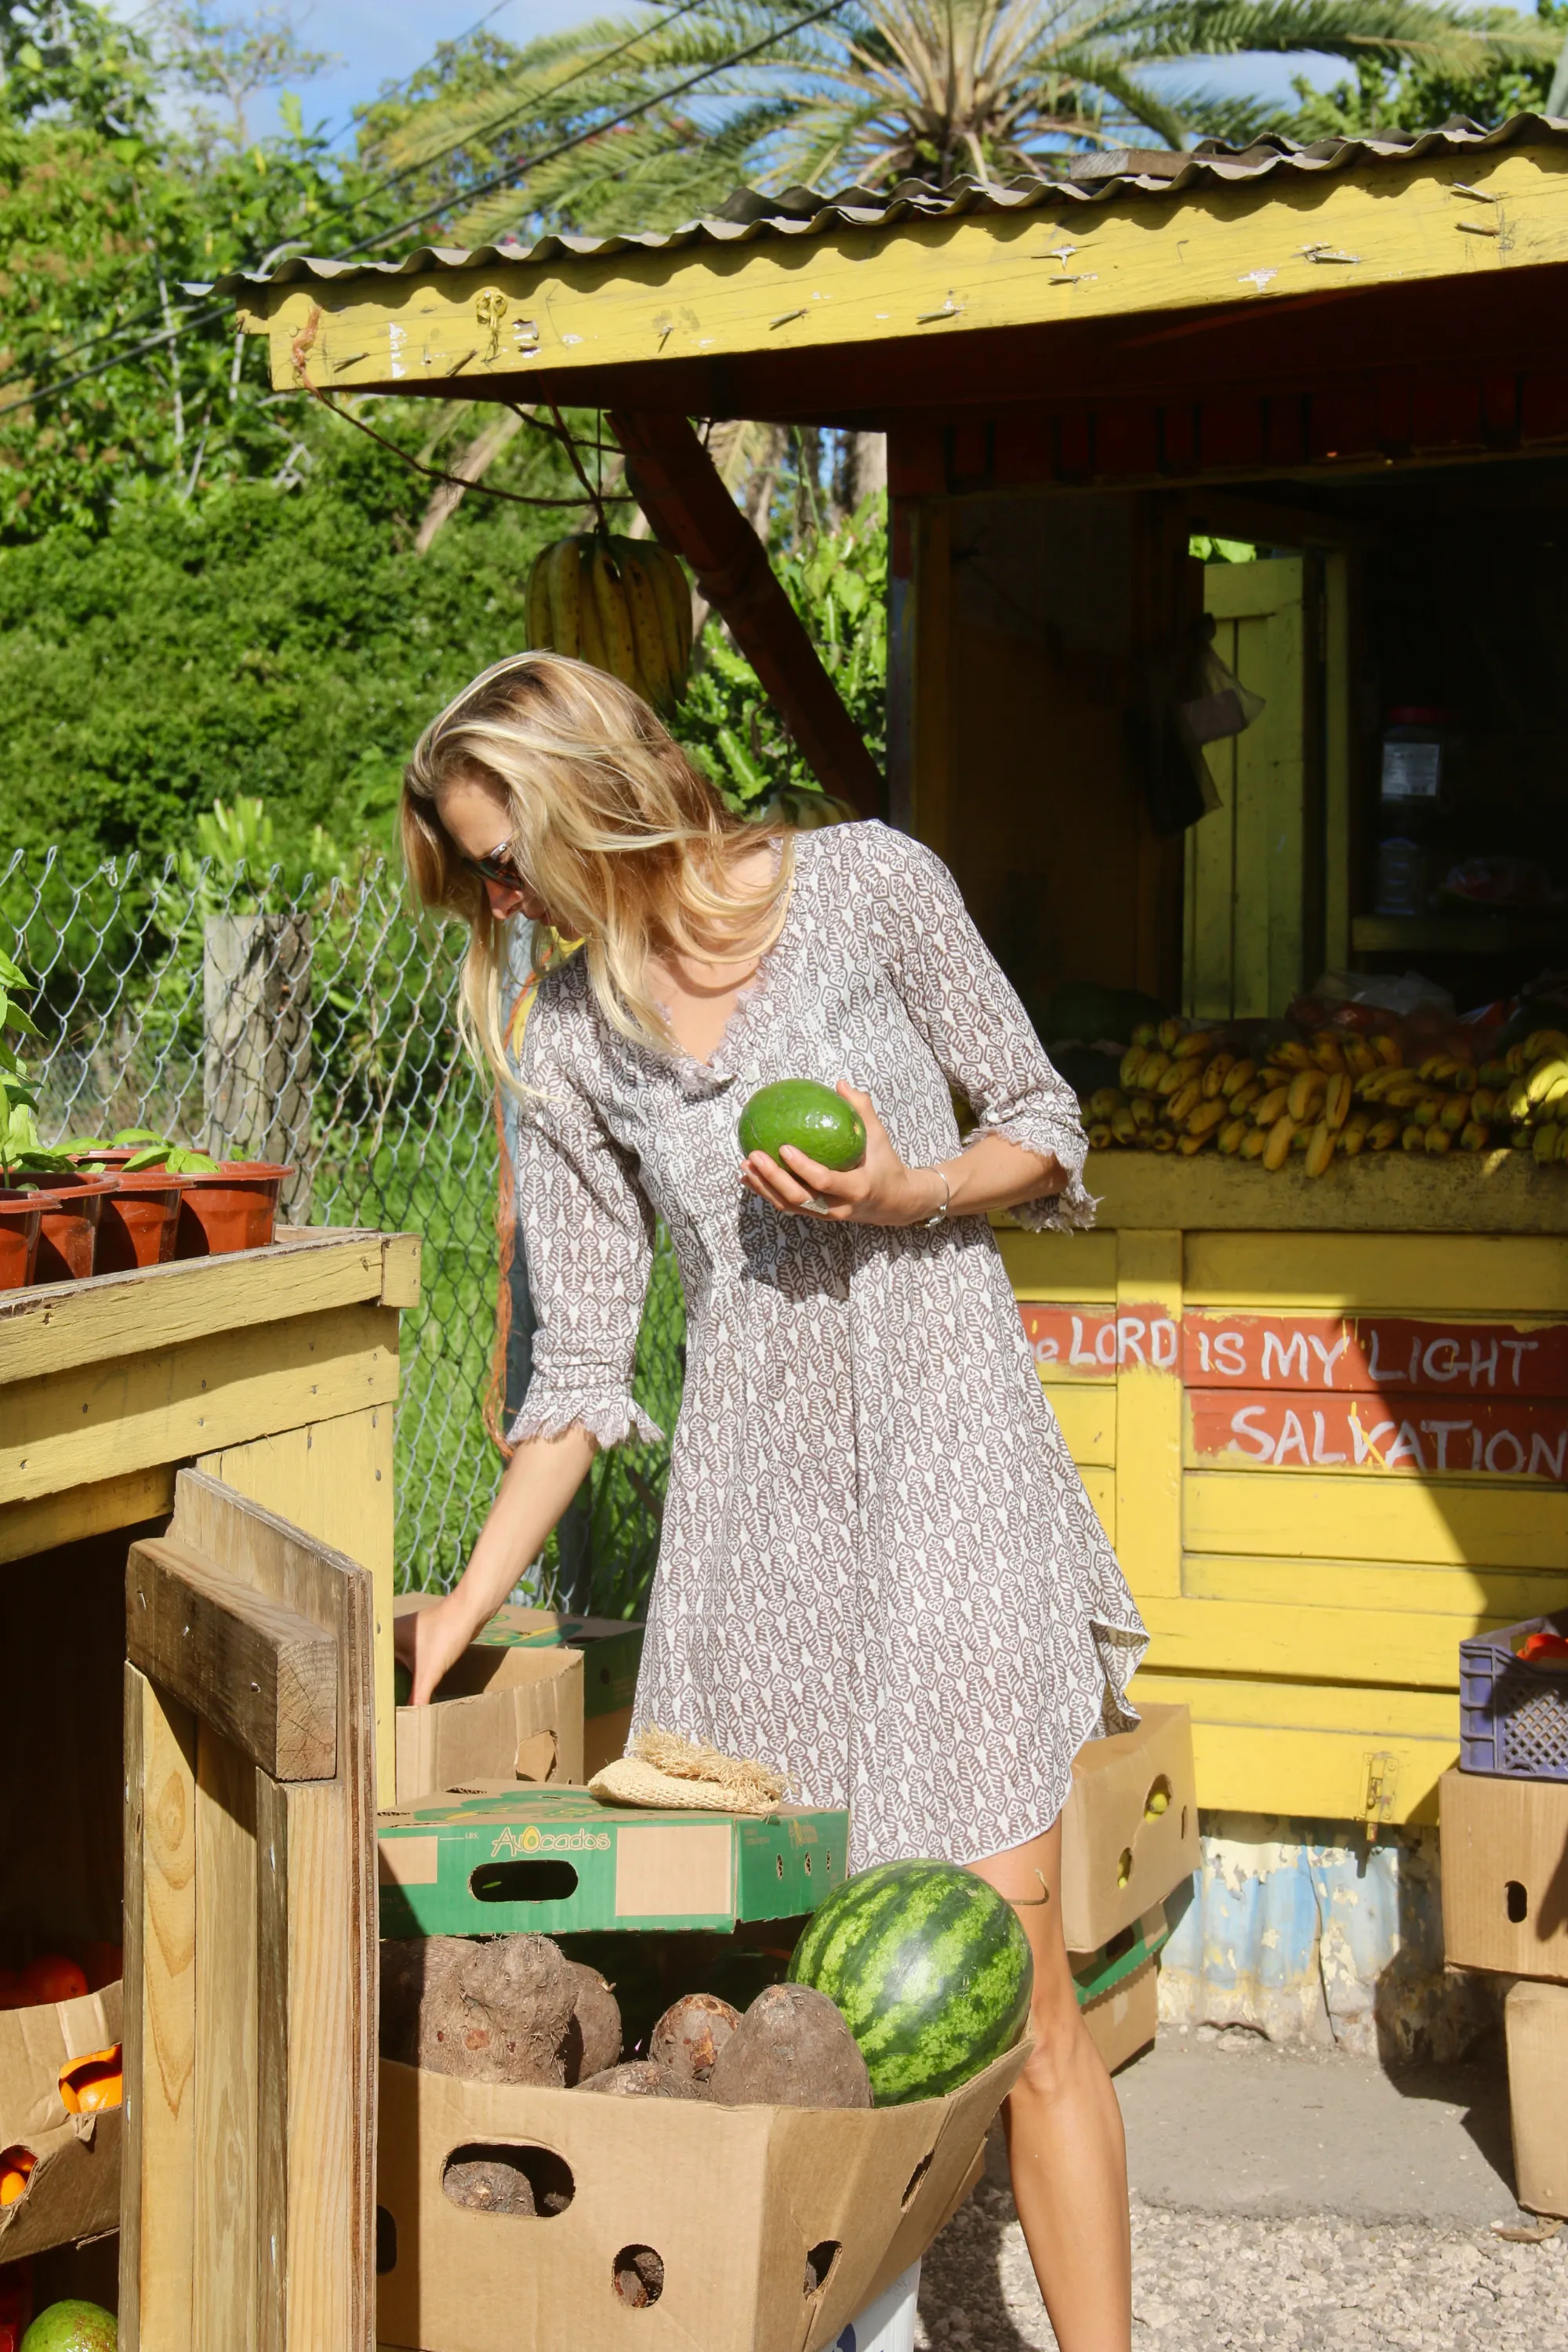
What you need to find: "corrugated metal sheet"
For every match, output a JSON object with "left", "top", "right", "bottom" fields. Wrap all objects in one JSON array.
[{"left": 205, "top": 111, "right": 1568, "bottom": 296}]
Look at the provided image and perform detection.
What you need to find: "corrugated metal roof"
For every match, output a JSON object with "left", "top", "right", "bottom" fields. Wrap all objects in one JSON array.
[{"left": 205, "top": 112, "right": 1568, "bottom": 297}]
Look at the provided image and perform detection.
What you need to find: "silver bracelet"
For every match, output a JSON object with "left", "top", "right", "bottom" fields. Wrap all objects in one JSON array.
[{"left": 922, "top": 1167, "right": 951, "bottom": 1229}]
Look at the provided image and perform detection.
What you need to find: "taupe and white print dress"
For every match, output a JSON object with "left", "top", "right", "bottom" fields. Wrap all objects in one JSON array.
[{"left": 509, "top": 820, "right": 1147, "bottom": 1871}]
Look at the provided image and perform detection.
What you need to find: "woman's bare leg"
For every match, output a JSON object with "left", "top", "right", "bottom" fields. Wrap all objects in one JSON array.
[{"left": 969, "top": 1824, "right": 1132, "bottom": 2352}]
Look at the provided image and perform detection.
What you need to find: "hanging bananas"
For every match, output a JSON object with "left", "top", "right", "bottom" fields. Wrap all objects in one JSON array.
[{"left": 524, "top": 535, "right": 693, "bottom": 713}]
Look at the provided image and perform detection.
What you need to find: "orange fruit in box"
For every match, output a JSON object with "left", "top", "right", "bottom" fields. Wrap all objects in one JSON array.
[
  {"left": 18, "top": 1958, "right": 87, "bottom": 2006},
  {"left": 0, "top": 1973, "right": 24, "bottom": 2012},
  {"left": 0, "top": 2151, "right": 34, "bottom": 2209},
  {"left": 57, "top": 2050, "right": 121, "bottom": 2117}
]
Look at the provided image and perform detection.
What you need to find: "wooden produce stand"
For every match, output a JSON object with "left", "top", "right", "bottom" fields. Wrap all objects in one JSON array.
[
  {"left": 0, "top": 1229, "right": 417, "bottom": 2332},
  {"left": 213, "top": 118, "right": 1568, "bottom": 1840}
]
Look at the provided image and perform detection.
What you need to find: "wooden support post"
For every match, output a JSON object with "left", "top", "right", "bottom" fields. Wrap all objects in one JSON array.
[
  {"left": 608, "top": 409, "right": 885, "bottom": 818},
  {"left": 204, "top": 913, "right": 313, "bottom": 1216}
]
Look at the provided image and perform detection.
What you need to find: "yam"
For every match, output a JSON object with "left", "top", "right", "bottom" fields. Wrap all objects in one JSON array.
[
  {"left": 648, "top": 1991, "right": 739, "bottom": 2086},
  {"left": 707, "top": 1984, "right": 871, "bottom": 2110},
  {"left": 379, "top": 1933, "right": 578, "bottom": 2085},
  {"left": 577, "top": 2060, "right": 706, "bottom": 2100},
  {"left": 562, "top": 1960, "right": 622, "bottom": 2085},
  {"left": 443, "top": 2157, "right": 535, "bottom": 2215},
  {"left": 614, "top": 2247, "right": 665, "bottom": 2307}
]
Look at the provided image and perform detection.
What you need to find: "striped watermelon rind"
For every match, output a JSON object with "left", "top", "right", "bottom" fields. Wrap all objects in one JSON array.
[{"left": 787, "top": 1860, "right": 1033, "bottom": 2105}]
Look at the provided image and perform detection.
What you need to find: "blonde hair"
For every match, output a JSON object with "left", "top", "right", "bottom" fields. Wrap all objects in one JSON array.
[{"left": 402, "top": 651, "right": 793, "bottom": 1075}]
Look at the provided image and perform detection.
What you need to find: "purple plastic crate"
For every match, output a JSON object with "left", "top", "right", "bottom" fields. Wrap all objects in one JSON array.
[{"left": 1458, "top": 1610, "right": 1568, "bottom": 1780}]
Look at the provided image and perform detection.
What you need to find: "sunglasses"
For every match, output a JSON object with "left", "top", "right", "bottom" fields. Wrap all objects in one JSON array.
[{"left": 462, "top": 842, "right": 526, "bottom": 890}]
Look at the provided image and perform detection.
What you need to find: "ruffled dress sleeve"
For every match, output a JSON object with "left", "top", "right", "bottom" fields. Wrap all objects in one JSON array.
[
  {"left": 506, "top": 992, "right": 663, "bottom": 1450},
  {"left": 868, "top": 825, "right": 1095, "bottom": 1233}
]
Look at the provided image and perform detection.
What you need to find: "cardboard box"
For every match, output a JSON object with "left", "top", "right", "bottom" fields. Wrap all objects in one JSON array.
[
  {"left": 375, "top": 2039, "right": 1028, "bottom": 2352},
  {"left": 394, "top": 1597, "right": 645, "bottom": 1793},
  {"left": 394, "top": 1645, "right": 584, "bottom": 1806},
  {"left": 1060, "top": 1704, "right": 1200, "bottom": 1952},
  {"left": 1082, "top": 1957, "right": 1159, "bottom": 2076},
  {"left": 0, "top": 1982, "right": 122, "bottom": 2261},
  {"left": 1439, "top": 1768, "right": 1568, "bottom": 1981},
  {"left": 378, "top": 1788, "right": 848, "bottom": 1940},
  {"left": 1504, "top": 1979, "right": 1568, "bottom": 2217}
]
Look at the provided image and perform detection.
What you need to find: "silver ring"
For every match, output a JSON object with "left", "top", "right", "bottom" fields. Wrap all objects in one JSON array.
[{"left": 801, "top": 1194, "right": 833, "bottom": 1215}]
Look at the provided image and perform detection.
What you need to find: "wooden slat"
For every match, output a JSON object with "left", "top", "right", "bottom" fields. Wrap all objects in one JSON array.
[
  {"left": 0, "top": 1301, "right": 400, "bottom": 1508},
  {"left": 257, "top": 1779, "right": 358, "bottom": 2350},
  {"left": 1115, "top": 1231, "right": 1182, "bottom": 1599},
  {"left": 1079, "top": 1465, "right": 1115, "bottom": 1541},
  {"left": 1040, "top": 1382, "right": 1116, "bottom": 1466},
  {"left": 377, "top": 1232, "right": 422, "bottom": 1311},
  {"left": 995, "top": 1225, "right": 1119, "bottom": 1299},
  {"left": 243, "top": 147, "right": 1568, "bottom": 397},
  {"left": 1185, "top": 1466, "right": 1568, "bottom": 1568},
  {"left": 199, "top": 1405, "right": 397, "bottom": 1810},
  {"left": 128, "top": 1538, "right": 338, "bottom": 1781},
  {"left": 1184, "top": 1229, "right": 1568, "bottom": 1309},
  {"left": 193, "top": 1726, "right": 260, "bottom": 2352},
  {"left": 171, "top": 1470, "right": 376, "bottom": 2349},
  {"left": 1126, "top": 1668, "right": 1455, "bottom": 1823},
  {"left": 1139, "top": 1593, "right": 1486, "bottom": 1688},
  {"left": 0, "top": 1464, "right": 174, "bottom": 1566},
  {"left": 1182, "top": 1550, "right": 1568, "bottom": 1622},
  {"left": 0, "top": 1231, "right": 394, "bottom": 1388},
  {"left": 1077, "top": 1149, "right": 1568, "bottom": 1234},
  {"left": 122, "top": 1664, "right": 198, "bottom": 2352}
]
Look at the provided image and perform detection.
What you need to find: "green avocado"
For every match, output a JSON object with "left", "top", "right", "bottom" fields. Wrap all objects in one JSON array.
[
  {"left": 738, "top": 1080, "right": 866, "bottom": 1171},
  {"left": 20, "top": 2302, "right": 118, "bottom": 2352}
]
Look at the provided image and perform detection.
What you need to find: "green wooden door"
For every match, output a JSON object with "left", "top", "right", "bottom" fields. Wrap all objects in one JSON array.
[{"left": 1184, "top": 557, "right": 1305, "bottom": 1022}]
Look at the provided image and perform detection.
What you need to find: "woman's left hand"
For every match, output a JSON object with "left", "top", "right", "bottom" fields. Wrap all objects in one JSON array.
[{"left": 741, "top": 1082, "right": 945, "bottom": 1228}]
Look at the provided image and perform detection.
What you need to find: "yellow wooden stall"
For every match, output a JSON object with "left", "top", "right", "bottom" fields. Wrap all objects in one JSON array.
[{"left": 215, "top": 115, "right": 1568, "bottom": 1850}]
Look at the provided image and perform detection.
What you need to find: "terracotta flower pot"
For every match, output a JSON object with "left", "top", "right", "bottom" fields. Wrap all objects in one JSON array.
[
  {"left": 0, "top": 1190, "right": 43, "bottom": 1290},
  {"left": 174, "top": 1163, "right": 291, "bottom": 1258},
  {"left": 70, "top": 1148, "right": 141, "bottom": 1171},
  {"left": 24, "top": 1174, "right": 118, "bottom": 1283},
  {"left": 95, "top": 1172, "right": 187, "bottom": 1274}
]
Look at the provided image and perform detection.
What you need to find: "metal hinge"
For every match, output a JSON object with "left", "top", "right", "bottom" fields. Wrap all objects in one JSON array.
[{"left": 1362, "top": 1750, "right": 1399, "bottom": 1838}]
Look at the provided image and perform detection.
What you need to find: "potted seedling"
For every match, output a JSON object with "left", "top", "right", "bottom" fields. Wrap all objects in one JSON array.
[
  {"left": 105, "top": 1133, "right": 291, "bottom": 1258},
  {"left": 0, "top": 949, "right": 116, "bottom": 1284}
]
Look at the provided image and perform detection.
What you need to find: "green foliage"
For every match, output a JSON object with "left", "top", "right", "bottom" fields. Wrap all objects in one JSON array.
[
  {"left": 0, "top": 942, "right": 45, "bottom": 1179},
  {"left": 1284, "top": 0, "right": 1566, "bottom": 136},
  {"left": 677, "top": 491, "right": 887, "bottom": 811}
]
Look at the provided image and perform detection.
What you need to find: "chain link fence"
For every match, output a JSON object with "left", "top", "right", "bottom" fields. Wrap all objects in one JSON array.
[{"left": 2, "top": 851, "right": 682, "bottom": 1616}]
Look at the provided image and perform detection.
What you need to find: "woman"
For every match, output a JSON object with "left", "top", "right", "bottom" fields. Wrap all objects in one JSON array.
[{"left": 395, "top": 649, "right": 1146, "bottom": 2352}]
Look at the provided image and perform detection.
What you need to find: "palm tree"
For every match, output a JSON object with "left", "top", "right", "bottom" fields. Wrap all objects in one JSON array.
[{"left": 361, "top": 0, "right": 1562, "bottom": 249}]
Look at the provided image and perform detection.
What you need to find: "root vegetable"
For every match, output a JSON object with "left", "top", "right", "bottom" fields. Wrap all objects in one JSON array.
[
  {"left": 561, "top": 1962, "right": 622, "bottom": 2084},
  {"left": 379, "top": 1933, "right": 578, "bottom": 2086},
  {"left": 707, "top": 1984, "right": 871, "bottom": 2111},
  {"left": 444, "top": 2158, "right": 535, "bottom": 2215},
  {"left": 577, "top": 2061, "right": 706, "bottom": 2099},
  {"left": 648, "top": 1992, "right": 739, "bottom": 2086}
]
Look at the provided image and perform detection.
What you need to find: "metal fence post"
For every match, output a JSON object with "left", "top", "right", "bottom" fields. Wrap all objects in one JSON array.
[{"left": 202, "top": 913, "right": 313, "bottom": 1218}]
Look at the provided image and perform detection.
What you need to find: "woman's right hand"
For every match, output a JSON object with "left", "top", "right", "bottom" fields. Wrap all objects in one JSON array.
[{"left": 393, "top": 1595, "right": 474, "bottom": 1707}]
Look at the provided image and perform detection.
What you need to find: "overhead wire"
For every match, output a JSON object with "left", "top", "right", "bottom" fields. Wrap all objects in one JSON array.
[{"left": 0, "top": 0, "right": 850, "bottom": 425}]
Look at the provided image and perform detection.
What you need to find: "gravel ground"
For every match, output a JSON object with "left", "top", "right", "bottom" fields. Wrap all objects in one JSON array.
[{"left": 916, "top": 2180, "right": 1568, "bottom": 2349}]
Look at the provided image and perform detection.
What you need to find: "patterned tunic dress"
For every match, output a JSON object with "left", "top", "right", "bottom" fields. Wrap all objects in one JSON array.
[{"left": 510, "top": 821, "right": 1147, "bottom": 1870}]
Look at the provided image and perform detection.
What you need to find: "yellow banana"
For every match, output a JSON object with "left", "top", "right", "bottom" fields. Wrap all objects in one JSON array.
[
  {"left": 1472, "top": 1087, "right": 1497, "bottom": 1122},
  {"left": 1277, "top": 1041, "right": 1316, "bottom": 1072},
  {"left": 1305, "top": 1120, "right": 1336, "bottom": 1178},
  {"left": 1417, "top": 1053, "right": 1456, "bottom": 1083},
  {"left": 1263, "top": 1116, "right": 1296, "bottom": 1171},
  {"left": 1178, "top": 1129, "right": 1214, "bottom": 1155},
  {"left": 1506, "top": 1077, "right": 1533, "bottom": 1122},
  {"left": 1157, "top": 1058, "right": 1202, "bottom": 1098},
  {"left": 1202, "top": 1053, "right": 1236, "bottom": 1099},
  {"left": 1371, "top": 1033, "right": 1403, "bottom": 1065},
  {"left": 1525, "top": 1029, "right": 1568, "bottom": 1064},
  {"left": 1534, "top": 1122, "right": 1560, "bottom": 1165},
  {"left": 1131, "top": 1022, "right": 1158, "bottom": 1049},
  {"left": 1425, "top": 1123, "right": 1452, "bottom": 1156},
  {"left": 1526, "top": 1057, "right": 1568, "bottom": 1108},
  {"left": 1087, "top": 1122, "right": 1113, "bottom": 1150},
  {"left": 1120, "top": 1047, "right": 1149, "bottom": 1091},
  {"left": 1341, "top": 1110, "right": 1370, "bottom": 1156},
  {"left": 1187, "top": 1098, "right": 1228, "bottom": 1138},
  {"left": 1139, "top": 1051, "right": 1172, "bottom": 1091},
  {"left": 545, "top": 536, "right": 584, "bottom": 657},
  {"left": 1439, "top": 1093, "right": 1472, "bottom": 1134},
  {"left": 1087, "top": 1089, "right": 1124, "bottom": 1121},
  {"left": 1367, "top": 1116, "right": 1401, "bottom": 1151},
  {"left": 1312, "top": 1039, "right": 1348, "bottom": 1074},
  {"left": 1157, "top": 1018, "right": 1185, "bottom": 1051},
  {"left": 1287, "top": 1071, "right": 1327, "bottom": 1123},
  {"left": 1230, "top": 1080, "right": 1263, "bottom": 1113},
  {"left": 1459, "top": 1121, "right": 1491, "bottom": 1152},
  {"left": 1240, "top": 1127, "right": 1268, "bottom": 1160},
  {"left": 1345, "top": 1039, "right": 1377, "bottom": 1078},
  {"left": 591, "top": 541, "right": 639, "bottom": 688},
  {"left": 1218, "top": 1116, "right": 1247, "bottom": 1155},
  {"left": 1413, "top": 1098, "right": 1442, "bottom": 1130},
  {"left": 619, "top": 546, "right": 675, "bottom": 710},
  {"left": 1130, "top": 1095, "right": 1156, "bottom": 1131},
  {"left": 1402, "top": 1123, "right": 1425, "bottom": 1153},
  {"left": 1150, "top": 1127, "right": 1176, "bottom": 1154},
  {"left": 1112, "top": 1108, "right": 1138, "bottom": 1145},
  {"left": 1254, "top": 1085, "right": 1289, "bottom": 1127},
  {"left": 1323, "top": 1074, "right": 1352, "bottom": 1131},
  {"left": 1505, "top": 1043, "right": 1530, "bottom": 1075},
  {"left": 1479, "top": 1059, "right": 1511, "bottom": 1088},
  {"left": 1221, "top": 1058, "right": 1257, "bottom": 1098},
  {"left": 1167, "top": 1079, "right": 1203, "bottom": 1124}
]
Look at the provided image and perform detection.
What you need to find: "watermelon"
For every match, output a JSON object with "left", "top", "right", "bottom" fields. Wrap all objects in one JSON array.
[{"left": 786, "top": 1860, "right": 1033, "bottom": 2105}]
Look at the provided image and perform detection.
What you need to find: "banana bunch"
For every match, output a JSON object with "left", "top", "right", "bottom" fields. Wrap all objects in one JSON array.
[
  {"left": 1080, "top": 1016, "right": 1568, "bottom": 1179},
  {"left": 525, "top": 534, "right": 693, "bottom": 713}
]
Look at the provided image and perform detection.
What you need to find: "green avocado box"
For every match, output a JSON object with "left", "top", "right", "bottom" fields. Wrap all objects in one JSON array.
[{"left": 376, "top": 1786, "right": 849, "bottom": 1938}]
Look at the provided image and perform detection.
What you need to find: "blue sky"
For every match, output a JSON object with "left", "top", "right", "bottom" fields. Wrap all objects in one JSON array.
[{"left": 241, "top": 0, "right": 1327, "bottom": 151}]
